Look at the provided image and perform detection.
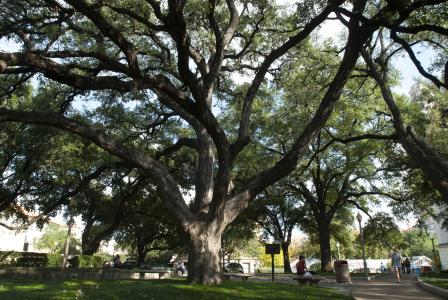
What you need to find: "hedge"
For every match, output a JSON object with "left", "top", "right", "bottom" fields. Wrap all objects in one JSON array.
[
  {"left": 69, "top": 255, "right": 105, "bottom": 268},
  {"left": 0, "top": 251, "right": 105, "bottom": 268}
]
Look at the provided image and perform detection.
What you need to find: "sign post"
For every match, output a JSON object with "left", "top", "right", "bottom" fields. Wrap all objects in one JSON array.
[{"left": 265, "top": 244, "right": 280, "bottom": 282}]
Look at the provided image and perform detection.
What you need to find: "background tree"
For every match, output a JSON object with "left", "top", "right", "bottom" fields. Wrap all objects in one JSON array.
[
  {"left": 114, "top": 195, "right": 180, "bottom": 265},
  {"left": 361, "top": 213, "right": 403, "bottom": 258},
  {"left": 250, "top": 187, "right": 303, "bottom": 273},
  {"left": 35, "top": 223, "right": 81, "bottom": 255},
  {"left": 360, "top": 23, "right": 448, "bottom": 205},
  {"left": 401, "top": 228, "right": 438, "bottom": 258}
]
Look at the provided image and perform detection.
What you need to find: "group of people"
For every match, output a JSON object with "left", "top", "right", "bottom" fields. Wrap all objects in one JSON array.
[{"left": 296, "top": 250, "right": 412, "bottom": 284}]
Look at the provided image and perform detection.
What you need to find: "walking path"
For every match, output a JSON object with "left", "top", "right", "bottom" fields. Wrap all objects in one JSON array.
[
  {"left": 250, "top": 273, "right": 444, "bottom": 299},
  {"left": 321, "top": 273, "right": 443, "bottom": 300}
]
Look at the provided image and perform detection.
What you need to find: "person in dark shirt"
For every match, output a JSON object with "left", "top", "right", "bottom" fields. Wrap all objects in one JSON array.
[
  {"left": 296, "top": 255, "right": 307, "bottom": 275},
  {"left": 404, "top": 258, "right": 411, "bottom": 274},
  {"left": 113, "top": 254, "right": 121, "bottom": 268}
]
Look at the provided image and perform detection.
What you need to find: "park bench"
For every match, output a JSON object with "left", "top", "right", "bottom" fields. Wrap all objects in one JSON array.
[
  {"left": 223, "top": 272, "right": 252, "bottom": 281},
  {"left": 292, "top": 275, "right": 324, "bottom": 286},
  {"left": 106, "top": 269, "right": 173, "bottom": 280},
  {"left": 136, "top": 269, "right": 173, "bottom": 279}
]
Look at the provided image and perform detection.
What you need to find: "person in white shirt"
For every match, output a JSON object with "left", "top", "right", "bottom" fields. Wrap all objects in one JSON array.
[{"left": 391, "top": 249, "right": 402, "bottom": 283}]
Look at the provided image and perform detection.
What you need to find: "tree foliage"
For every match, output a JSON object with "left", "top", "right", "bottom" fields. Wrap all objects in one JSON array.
[
  {"left": 35, "top": 223, "right": 81, "bottom": 255},
  {"left": 0, "top": 0, "right": 447, "bottom": 284}
]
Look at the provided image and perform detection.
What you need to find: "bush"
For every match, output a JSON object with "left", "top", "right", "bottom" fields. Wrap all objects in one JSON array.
[
  {"left": 0, "top": 251, "right": 48, "bottom": 267},
  {"left": 16, "top": 252, "right": 48, "bottom": 267},
  {"left": 70, "top": 255, "right": 105, "bottom": 268},
  {"left": 0, "top": 251, "right": 105, "bottom": 268},
  {"left": 47, "top": 254, "right": 64, "bottom": 267},
  {"left": 0, "top": 251, "right": 21, "bottom": 266}
]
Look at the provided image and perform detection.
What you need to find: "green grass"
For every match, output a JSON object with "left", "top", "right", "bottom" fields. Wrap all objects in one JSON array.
[
  {"left": 0, "top": 278, "right": 353, "bottom": 300},
  {"left": 422, "top": 278, "right": 448, "bottom": 290},
  {"left": 421, "top": 272, "right": 448, "bottom": 279}
]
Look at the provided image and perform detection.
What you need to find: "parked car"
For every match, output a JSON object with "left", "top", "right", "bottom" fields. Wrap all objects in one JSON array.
[{"left": 224, "top": 262, "right": 244, "bottom": 273}]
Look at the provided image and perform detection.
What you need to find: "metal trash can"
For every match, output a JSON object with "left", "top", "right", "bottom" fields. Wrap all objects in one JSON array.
[{"left": 334, "top": 260, "right": 350, "bottom": 283}]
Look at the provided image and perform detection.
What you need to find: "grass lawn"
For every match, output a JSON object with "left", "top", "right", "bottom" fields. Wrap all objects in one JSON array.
[
  {"left": 421, "top": 272, "right": 448, "bottom": 279},
  {"left": 421, "top": 278, "right": 448, "bottom": 290},
  {"left": 0, "top": 278, "right": 352, "bottom": 300},
  {"left": 421, "top": 272, "right": 448, "bottom": 290}
]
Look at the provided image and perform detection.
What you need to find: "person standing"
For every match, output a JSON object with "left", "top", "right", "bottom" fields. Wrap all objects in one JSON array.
[
  {"left": 113, "top": 254, "right": 121, "bottom": 268},
  {"left": 404, "top": 257, "right": 411, "bottom": 274},
  {"left": 391, "top": 249, "right": 402, "bottom": 283}
]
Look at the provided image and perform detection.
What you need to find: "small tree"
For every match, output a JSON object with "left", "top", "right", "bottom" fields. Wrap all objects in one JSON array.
[
  {"left": 36, "top": 223, "right": 81, "bottom": 255},
  {"left": 361, "top": 213, "right": 403, "bottom": 258}
]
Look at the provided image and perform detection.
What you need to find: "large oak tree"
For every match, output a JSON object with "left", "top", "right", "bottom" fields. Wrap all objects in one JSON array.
[{"left": 0, "top": 0, "right": 445, "bottom": 284}]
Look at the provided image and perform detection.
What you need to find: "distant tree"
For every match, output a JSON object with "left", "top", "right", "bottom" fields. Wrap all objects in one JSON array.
[
  {"left": 361, "top": 213, "right": 403, "bottom": 258},
  {"left": 114, "top": 196, "right": 180, "bottom": 265},
  {"left": 401, "top": 228, "right": 436, "bottom": 258},
  {"left": 35, "top": 223, "right": 81, "bottom": 255},
  {"left": 250, "top": 188, "right": 303, "bottom": 273},
  {"left": 222, "top": 211, "right": 258, "bottom": 262}
]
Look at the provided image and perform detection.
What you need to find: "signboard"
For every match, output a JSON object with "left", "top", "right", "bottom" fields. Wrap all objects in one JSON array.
[{"left": 265, "top": 244, "right": 281, "bottom": 255}]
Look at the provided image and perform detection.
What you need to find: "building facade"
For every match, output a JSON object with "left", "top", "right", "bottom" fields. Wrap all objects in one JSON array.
[{"left": 426, "top": 208, "right": 448, "bottom": 271}]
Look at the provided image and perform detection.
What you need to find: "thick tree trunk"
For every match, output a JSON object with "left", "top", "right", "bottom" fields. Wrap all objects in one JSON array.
[
  {"left": 137, "top": 246, "right": 145, "bottom": 265},
  {"left": 281, "top": 242, "right": 292, "bottom": 273},
  {"left": 187, "top": 225, "right": 223, "bottom": 285},
  {"left": 82, "top": 240, "right": 101, "bottom": 256},
  {"left": 318, "top": 222, "right": 332, "bottom": 272}
]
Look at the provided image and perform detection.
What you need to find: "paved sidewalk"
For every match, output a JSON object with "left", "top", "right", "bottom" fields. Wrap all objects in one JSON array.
[
  {"left": 320, "top": 273, "right": 444, "bottom": 300},
  {"left": 249, "top": 273, "right": 444, "bottom": 299}
]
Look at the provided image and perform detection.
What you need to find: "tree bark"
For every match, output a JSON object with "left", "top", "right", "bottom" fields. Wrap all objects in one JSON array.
[
  {"left": 281, "top": 242, "right": 292, "bottom": 273},
  {"left": 318, "top": 220, "right": 332, "bottom": 272},
  {"left": 186, "top": 223, "right": 224, "bottom": 285},
  {"left": 137, "top": 241, "right": 146, "bottom": 265}
]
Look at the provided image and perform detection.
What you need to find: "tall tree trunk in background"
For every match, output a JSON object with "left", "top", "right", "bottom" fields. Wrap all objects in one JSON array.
[
  {"left": 62, "top": 215, "right": 74, "bottom": 268},
  {"left": 318, "top": 220, "right": 332, "bottom": 272},
  {"left": 137, "top": 242, "right": 146, "bottom": 265},
  {"left": 281, "top": 242, "right": 292, "bottom": 273}
]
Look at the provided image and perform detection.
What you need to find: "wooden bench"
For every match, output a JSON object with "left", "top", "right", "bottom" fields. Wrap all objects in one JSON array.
[
  {"left": 223, "top": 272, "right": 252, "bottom": 281},
  {"left": 292, "top": 275, "right": 323, "bottom": 286}
]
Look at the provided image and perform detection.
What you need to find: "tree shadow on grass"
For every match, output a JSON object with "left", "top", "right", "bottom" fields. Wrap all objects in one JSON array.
[{"left": 0, "top": 278, "right": 352, "bottom": 300}]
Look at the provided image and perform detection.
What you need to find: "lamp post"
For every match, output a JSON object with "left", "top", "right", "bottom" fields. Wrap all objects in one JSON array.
[
  {"left": 431, "top": 238, "right": 437, "bottom": 272},
  {"left": 356, "top": 212, "right": 368, "bottom": 277},
  {"left": 336, "top": 241, "right": 341, "bottom": 260},
  {"left": 23, "top": 229, "right": 29, "bottom": 252}
]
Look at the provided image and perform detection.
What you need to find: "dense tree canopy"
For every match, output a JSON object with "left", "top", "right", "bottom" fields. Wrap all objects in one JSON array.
[{"left": 0, "top": 0, "right": 447, "bottom": 284}]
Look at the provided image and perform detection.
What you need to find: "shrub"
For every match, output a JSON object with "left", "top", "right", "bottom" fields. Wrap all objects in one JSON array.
[
  {"left": 18, "top": 252, "right": 48, "bottom": 267},
  {"left": 0, "top": 251, "right": 106, "bottom": 268},
  {"left": 0, "top": 251, "right": 21, "bottom": 266},
  {"left": 0, "top": 251, "right": 49, "bottom": 267},
  {"left": 70, "top": 255, "right": 105, "bottom": 268},
  {"left": 47, "top": 254, "right": 64, "bottom": 267}
]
